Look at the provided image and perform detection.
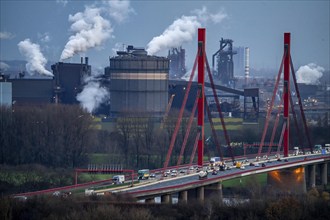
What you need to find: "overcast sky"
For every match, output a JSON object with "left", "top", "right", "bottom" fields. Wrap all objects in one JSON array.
[{"left": 0, "top": 0, "right": 329, "bottom": 73}]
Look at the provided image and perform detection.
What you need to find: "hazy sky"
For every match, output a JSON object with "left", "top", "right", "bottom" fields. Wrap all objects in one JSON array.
[{"left": 0, "top": 0, "right": 329, "bottom": 73}]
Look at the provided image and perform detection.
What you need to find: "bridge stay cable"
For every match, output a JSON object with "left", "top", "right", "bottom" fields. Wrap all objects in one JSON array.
[
  {"left": 276, "top": 122, "right": 287, "bottom": 155},
  {"left": 257, "top": 49, "right": 287, "bottom": 159},
  {"left": 189, "top": 132, "right": 201, "bottom": 165},
  {"left": 205, "top": 55, "right": 235, "bottom": 162},
  {"left": 205, "top": 98, "right": 224, "bottom": 161},
  {"left": 290, "top": 56, "right": 314, "bottom": 153},
  {"left": 177, "top": 90, "right": 201, "bottom": 166},
  {"left": 163, "top": 48, "right": 200, "bottom": 169},
  {"left": 289, "top": 91, "right": 305, "bottom": 154},
  {"left": 266, "top": 97, "right": 284, "bottom": 157}
]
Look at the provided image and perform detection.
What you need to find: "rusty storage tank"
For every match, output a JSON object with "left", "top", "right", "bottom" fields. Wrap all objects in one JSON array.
[{"left": 108, "top": 46, "right": 169, "bottom": 117}]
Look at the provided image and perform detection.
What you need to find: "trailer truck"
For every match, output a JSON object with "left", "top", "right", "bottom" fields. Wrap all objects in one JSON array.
[{"left": 112, "top": 175, "right": 125, "bottom": 184}]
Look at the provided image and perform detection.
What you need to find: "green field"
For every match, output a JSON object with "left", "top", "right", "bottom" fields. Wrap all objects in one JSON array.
[{"left": 222, "top": 173, "right": 267, "bottom": 188}]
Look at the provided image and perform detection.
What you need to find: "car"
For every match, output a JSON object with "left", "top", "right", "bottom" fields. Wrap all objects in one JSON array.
[
  {"left": 284, "top": 159, "right": 289, "bottom": 162},
  {"left": 179, "top": 169, "right": 186, "bottom": 174},
  {"left": 254, "top": 163, "right": 260, "bottom": 167},
  {"left": 53, "top": 191, "right": 61, "bottom": 197},
  {"left": 277, "top": 158, "right": 282, "bottom": 161},
  {"left": 171, "top": 169, "right": 177, "bottom": 174},
  {"left": 150, "top": 173, "right": 156, "bottom": 178},
  {"left": 163, "top": 172, "right": 168, "bottom": 177},
  {"left": 261, "top": 163, "right": 266, "bottom": 167},
  {"left": 249, "top": 162, "right": 254, "bottom": 166},
  {"left": 171, "top": 172, "right": 177, "bottom": 177},
  {"left": 189, "top": 166, "right": 194, "bottom": 170},
  {"left": 212, "top": 170, "right": 218, "bottom": 175}
]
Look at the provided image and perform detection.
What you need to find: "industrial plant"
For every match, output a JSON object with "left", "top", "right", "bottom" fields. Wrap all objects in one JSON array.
[{"left": 1, "top": 39, "right": 329, "bottom": 130}]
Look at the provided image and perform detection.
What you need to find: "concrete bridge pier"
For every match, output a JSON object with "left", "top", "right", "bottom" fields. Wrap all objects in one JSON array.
[
  {"left": 187, "top": 186, "right": 205, "bottom": 202},
  {"left": 320, "top": 163, "right": 328, "bottom": 188},
  {"left": 197, "top": 186, "right": 204, "bottom": 202},
  {"left": 161, "top": 194, "right": 172, "bottom": 204},
  {"left": 145, "top": 198, "right": 155, "bottom": 204},
  {"left": 308, "top": 164, "right": 316, "bottom": 188},
  {"left": 178, "top": 190, "right": 188, "bottom": 203},
  {"left": 204, "top": 181, "right": 223, "bottom": 203}
]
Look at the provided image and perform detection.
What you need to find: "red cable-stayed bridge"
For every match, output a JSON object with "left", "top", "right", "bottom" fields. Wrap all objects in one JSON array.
[{"left": 14, "top": 29, "right": 330, "bottom": 202}]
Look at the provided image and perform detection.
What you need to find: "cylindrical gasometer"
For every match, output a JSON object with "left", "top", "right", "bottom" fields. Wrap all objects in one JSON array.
[{"left": 109, "top": 46, "right": 169, "bottom": 117}]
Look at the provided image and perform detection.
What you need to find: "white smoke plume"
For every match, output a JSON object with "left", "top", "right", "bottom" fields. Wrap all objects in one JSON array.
[
  {"left": 112, "top": 42, "right": 126, "bottom": 55},
  {"left": 296, "top": 63, "right": 324, "bottom": 85},
  {"left": 60, "top": 6, "right": 113, "bottom": 60},
  {"left": 77, "top": 74, "right": 109, "bottom": 113},
  {"left": 17, "top": 39, "right": 53, "bottom": 76},
  {"left": 0, "top": 62, "right": 10, "bottom": 71},
  {"left": 56, "top": 0, "right": 69, "bottom": 7},
  {"left": 38, "top": 32, "right": 51, "bottom": 43},
  {"left": 147, "top": 16, "right": 200, "bottom": 56},
  {"left": 192, "top": 6, "right": 227, "bottom": 24},
  {"left": 0, "top": 31, "right": 15, "bottom": 39},
  {"left": 105, "top": 0, "right": 135, "bottom": 23},
  {"left": 146, "top": 6, "right": 227, "bottom": 55}
]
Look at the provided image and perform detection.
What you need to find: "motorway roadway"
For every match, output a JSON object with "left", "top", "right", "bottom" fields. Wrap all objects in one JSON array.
[
  {"left": 112, "top": 152, "right": 330, "bottom": 197},
  {"left": 15, "top": 151, "right": 330, "bottom": 198}
]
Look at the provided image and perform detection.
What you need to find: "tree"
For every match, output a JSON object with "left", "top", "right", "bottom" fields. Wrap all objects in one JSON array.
[{"left": 0, "top": 105, "right": 92, "bottom": 168}]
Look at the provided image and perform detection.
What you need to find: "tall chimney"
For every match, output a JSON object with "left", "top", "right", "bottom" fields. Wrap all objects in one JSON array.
[
  {"left": 85, "top": 57, "right": 88, "bottom": 65},
  {"left": 244, "top": 47, "right": 250, "bottom": 86}
]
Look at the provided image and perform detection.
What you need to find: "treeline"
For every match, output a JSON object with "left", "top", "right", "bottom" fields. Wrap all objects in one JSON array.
[
  {"left": 0, "top": 106, "right": 199, "bottom": 170},
  {"left": 0, "top": 105, "right": 92, "bottom": 168},
  {"left": 1, "top": 189, "right": 329, "bottom": 220},
  {"left": 1, "top": 105, "right": 329, "bottom": 170}
]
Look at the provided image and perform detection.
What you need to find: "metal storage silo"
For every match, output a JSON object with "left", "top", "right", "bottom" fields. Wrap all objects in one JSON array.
[{"left": 109, "top": 46, "right": 169, "bottom": 117}]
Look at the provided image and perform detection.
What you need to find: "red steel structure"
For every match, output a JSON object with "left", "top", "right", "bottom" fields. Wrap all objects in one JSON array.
[
  {"left": 283, "top": 33, "right": 291, "bottom": 157},
  {"left": 258, "top": 33, "right": 313, "bottom": 158},
  {"left": 197, "top": 28, "right": 206, "bottom": 167}
]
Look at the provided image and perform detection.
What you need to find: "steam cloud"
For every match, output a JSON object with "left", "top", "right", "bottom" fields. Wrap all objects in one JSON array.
[
  {"left": 60, "top": 1, "right": 134, "bottom": 60},
  {"left": 0, "top": 62, "right": 10, "bottom": 71},
  {"left": 77, "top": 74, "right": 109, "bottom": 113},
  {"left": 106, "top": 0, "right": 134, "bottom": 23},
  {"left": 0, "top": 31, "right": 14, "bottom": 39},
  {"left": 60, "top": 6, "right": 113, "bottom": 60},
  {"left": 17, "top": 39, "right": 53, "bottom": 76},
  {"left": 146, "top": 6, "right": 227, "bottom": 55},
  {"left": 296, "top": 63, "right": 324, "bottom": 85}
]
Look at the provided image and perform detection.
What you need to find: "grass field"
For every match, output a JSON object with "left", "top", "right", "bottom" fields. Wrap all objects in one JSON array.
[{"left": 222, "top": 173, "right": 268, "bottom": 188}]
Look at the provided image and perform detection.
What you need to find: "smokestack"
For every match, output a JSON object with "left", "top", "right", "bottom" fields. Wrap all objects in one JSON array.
[
  {"left": 81, "top": 57, "right": 83, "bottom": 64},
  {"left": 85, "top": 57, "right": 89, "bottom": 65},
  {"left": 244, "top": 47, "right": 250, "bottom": 86}
]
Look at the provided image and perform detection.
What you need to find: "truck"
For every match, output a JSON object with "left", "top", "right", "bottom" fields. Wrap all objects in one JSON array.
[
  {"left": 138, "top": 169, "right": 150, "bottom": 180},
  {"left": 209, "top": 157, "right": 221, "bottom": 169},
  {"left": 314, "top": 144, "right": 322, "bottom": 153},
  {"left": 112, "top": 175, "right": 125, "bottom": 184},
  {"left": 293, "top": 147, "right": 299, "bottom": 156}
]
